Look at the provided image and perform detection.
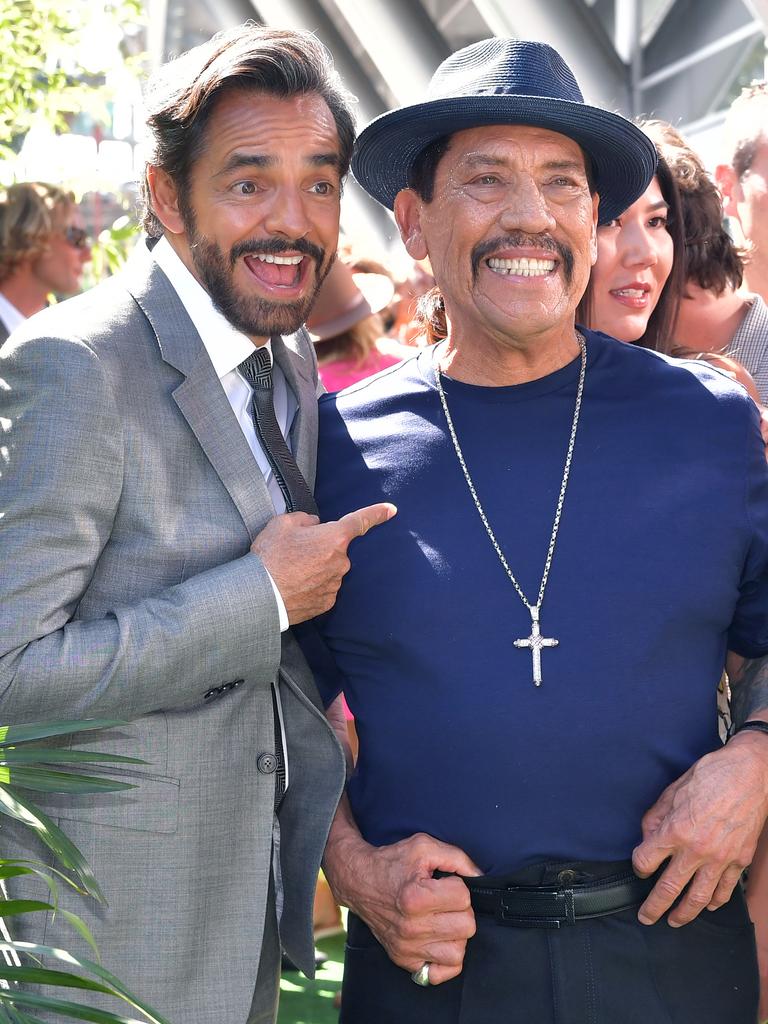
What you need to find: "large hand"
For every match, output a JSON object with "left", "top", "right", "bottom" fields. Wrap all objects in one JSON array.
[
  {"left": 324, "top": 800, "right": 480, "bottom": 984},
  {"left": 251, "top": 503, "right": 396, "bottom": 624},
  {"left": 632, "top": 733, "right": 768, "bottom": 926}
]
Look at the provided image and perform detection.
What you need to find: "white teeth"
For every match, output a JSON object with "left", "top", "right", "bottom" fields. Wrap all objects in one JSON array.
[
  {"left": 613, "top": 288, "right": 646, "bottom": 298},
  {"left": 252, "top": 253, "right": 303, "bottom": 265},
  {"left": 487, "top": 257, "right": 555, "bottom": 276}
]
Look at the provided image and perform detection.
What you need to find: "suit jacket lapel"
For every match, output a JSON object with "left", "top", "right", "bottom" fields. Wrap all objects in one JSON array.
[
  {"left": 124, "top": 244, "right": 275, "bottom": 542},
  {"left": 272, "top": 327, "right": 319, "bottom": 489}
]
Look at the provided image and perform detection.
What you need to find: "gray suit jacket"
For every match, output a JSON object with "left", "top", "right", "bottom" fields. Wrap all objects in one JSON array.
[{"left": 0, "top": 242, "right": 345, "bottom": 1021}]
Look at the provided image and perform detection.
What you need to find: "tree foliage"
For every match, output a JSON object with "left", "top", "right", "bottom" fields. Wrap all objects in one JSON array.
[{"left": 0, "top": 0, "right": 143, "bottom": 150}]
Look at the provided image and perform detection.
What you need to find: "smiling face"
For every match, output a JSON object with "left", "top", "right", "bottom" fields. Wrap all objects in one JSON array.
[
  {"left": 151, "top": 89, "right": 343, "bottom": 342},
  {"left": 588, "top": 177, "right": 674, "bottom": 343},
  {"left": 394, "top": 124, "right": 599, "bottom": 364}
]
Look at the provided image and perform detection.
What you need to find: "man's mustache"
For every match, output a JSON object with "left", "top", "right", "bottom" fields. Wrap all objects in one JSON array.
[
  {"left": 472, "top": 234, "right": 574, "bottom": 284},
  {"left": 230, "top": 236, "right": 326, "bottom": 271}
]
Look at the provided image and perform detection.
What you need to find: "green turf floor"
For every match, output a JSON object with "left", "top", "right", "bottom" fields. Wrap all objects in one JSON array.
[{"left": 277, "top": 931, "right": 345, "bottom": 1024}]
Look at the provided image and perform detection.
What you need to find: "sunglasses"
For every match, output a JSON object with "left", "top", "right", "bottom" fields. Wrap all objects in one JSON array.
[{"left": 63, "top": 226, "right": 91, "bottom": 250}]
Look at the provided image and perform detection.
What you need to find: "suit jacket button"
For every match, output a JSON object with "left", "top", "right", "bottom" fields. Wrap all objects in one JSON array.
[{"left": 257, "top": 753, "right": 277, "bottom": 774}]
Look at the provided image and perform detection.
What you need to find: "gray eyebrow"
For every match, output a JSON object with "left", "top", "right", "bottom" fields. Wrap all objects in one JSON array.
[
  {"left": 458, "top": 154, "right": 588, "bottom": 176},
  {"left": 460, "top": 154, "right": 508, "bottom": 169}
]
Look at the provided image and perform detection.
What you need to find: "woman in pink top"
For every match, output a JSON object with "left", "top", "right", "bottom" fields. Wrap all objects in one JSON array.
[{"left": 306, "top": 258, "right": 409, "bottom": 392}]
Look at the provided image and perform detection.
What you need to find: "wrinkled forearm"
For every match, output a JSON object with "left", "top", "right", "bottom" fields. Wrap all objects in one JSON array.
[
  {"left": 322, "top": 791, "right": 375, "bottom": 911},
  {"left": 729, "top": 653, "right": 768, "bottom": 728}
]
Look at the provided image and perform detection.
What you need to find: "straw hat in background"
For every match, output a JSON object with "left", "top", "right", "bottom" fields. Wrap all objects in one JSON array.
[{"left": 306, "top": 258, "right": 395, "bottom": 342}]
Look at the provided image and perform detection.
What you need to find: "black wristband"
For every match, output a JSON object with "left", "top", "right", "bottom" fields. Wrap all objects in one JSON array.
[{"left": 733, "top": 720, "right": 768, "bottom": 740}]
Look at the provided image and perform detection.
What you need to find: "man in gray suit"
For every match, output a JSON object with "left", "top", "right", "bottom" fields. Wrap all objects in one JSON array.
[{"left": 0, "top": 24, "right": 393, "bottom": 1024}]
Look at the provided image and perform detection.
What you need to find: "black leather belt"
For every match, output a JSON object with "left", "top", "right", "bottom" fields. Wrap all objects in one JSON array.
[{"left": 465, "top": 868, "right": 655, "bottom": 929}]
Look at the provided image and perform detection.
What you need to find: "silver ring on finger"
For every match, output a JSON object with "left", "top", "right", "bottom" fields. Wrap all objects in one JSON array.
[{"left": 410, "top": 962, "right": 431, "bottom": 987}]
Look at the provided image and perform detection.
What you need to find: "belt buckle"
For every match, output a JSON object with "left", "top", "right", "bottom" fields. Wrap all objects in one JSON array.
[{"left": 496, "top": 885, "right": 576, "bottom": 929}]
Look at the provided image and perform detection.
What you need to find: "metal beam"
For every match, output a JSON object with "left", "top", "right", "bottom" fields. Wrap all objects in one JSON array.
[
  {"left": 327, "top": 0, "right": 449, "bottom": 104},
  {"left": 741, "top": 0, "right": 768, "bottom": 75},
  {"left": 743, "top": 0, "right": 768, "bottom": 33},
  {"left": 615, "top": 0, "right": 643, "bottom": 114},
  {"left": 642, "top": 0, "right": 762, "bottom": 123},
  {"left": 253, "top": 0, "right": 396, "bottom": 250},
  {"left": 641, "top": 20, "right": 762, "bottom": 89},
  {"left": 470, "top": 0, "right": 630, "bottom": 110},
  {"left": 146, "top": 0, "right": 169, "bottom": 70},
  {"left": 254, "top": 0, "right": 386, "bottom": 123},
  {"left": 437, "top": 0, "right": 475, "bottom": 33}
]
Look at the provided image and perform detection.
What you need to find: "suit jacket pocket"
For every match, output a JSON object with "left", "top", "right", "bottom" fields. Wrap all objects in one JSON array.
[{"left": 41, "top": 769, "right": 180, "bottom": 834}]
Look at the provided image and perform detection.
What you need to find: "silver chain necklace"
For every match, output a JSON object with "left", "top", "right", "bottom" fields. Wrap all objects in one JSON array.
[{"left": 434, "top": 333, "right": 587, "bottom": 686}]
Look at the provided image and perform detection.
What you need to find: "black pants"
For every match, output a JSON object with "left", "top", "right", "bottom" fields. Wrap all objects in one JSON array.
[{"left": 340, "top": 861, "right": 758, "bottom": 1024}]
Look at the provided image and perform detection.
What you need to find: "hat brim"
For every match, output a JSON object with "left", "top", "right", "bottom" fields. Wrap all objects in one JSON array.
[
  {"left": 351, "top": 95, "right": 657, "bottom": 224},
  {"left": 307, "top": 272, "right": 395, "bottom": 342}
]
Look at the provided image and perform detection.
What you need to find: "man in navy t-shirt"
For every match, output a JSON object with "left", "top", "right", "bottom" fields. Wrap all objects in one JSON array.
[{"left": 314, "top": 40, "right": 768, "bottom": 1024}]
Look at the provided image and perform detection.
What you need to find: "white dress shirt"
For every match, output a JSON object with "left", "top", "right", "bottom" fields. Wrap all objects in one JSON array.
[
  {"left": 152, "top": 236, "right": 291, "bottom": 630},
  {"left": 0, "top": 292, "right": 26, "bottom": 337}
]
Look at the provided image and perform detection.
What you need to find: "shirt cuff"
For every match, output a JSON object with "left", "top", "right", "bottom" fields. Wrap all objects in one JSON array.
[{"left": 265, "top": 569, "right": 289, "bottom": 632}]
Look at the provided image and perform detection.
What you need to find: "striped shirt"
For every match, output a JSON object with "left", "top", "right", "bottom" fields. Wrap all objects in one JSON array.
[{"left": 730, "top": 293, "right": 768, "bottom": 404}]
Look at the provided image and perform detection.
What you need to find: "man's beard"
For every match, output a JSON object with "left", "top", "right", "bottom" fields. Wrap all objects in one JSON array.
[{"left": 182, "top": 207, "right": 332, "bottom": 338}]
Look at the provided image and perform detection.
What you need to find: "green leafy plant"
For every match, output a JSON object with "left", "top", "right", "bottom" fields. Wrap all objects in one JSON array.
[
  {"left": 88, "top": 215, "right": 141, "bottom": 283},
  {"left": 0, "top": 0, "right": 144, "bottom": 157},
  {"left": 0, "top": 720, "right": 172, "bottom": 1023}
]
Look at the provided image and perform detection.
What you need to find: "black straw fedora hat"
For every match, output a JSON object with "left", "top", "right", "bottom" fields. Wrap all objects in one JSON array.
[{"left": 351, "top": 38, "right": 657, "bottom": 224}]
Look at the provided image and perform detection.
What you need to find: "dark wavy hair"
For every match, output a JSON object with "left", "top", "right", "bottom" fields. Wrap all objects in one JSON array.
[
  {"left": 140, "top": 24, "right": 356, "bottom": 237},
  {"left": 643, "top": 119, "right": 744, "bottom": 295},
  {"left": 577, "top": 134, "right": 686, "bottom": 353}
]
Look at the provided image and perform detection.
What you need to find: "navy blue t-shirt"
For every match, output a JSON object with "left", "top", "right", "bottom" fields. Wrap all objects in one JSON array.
[{"left": 312, "top": 329, "right": 768, "bottom": 874}]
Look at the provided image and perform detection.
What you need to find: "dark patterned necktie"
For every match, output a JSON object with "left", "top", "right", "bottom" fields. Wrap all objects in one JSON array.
[
  {"left": 239, "top": 346, "right": 316, "bottom": 801},
  {"left": 238, "top": 346, "right": 318, "bottom": 516}
]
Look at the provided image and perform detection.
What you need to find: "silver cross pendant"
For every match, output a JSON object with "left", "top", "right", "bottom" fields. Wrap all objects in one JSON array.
[{"left": 513, "top": 605, "right": 558, "bottom": 686}]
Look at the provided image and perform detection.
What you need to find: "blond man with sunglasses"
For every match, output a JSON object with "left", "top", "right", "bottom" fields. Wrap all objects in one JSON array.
[{"left": 0, "top": 181, "right": 91, "bottom": 346}]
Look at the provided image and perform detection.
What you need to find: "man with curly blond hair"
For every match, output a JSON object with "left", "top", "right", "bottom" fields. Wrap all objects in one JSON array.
[
  {"left": 716, "top": 82, "right": 768, "bottom": 308},
  {"left": 0, "top": 181, "right": 90, "bottom": 345}
]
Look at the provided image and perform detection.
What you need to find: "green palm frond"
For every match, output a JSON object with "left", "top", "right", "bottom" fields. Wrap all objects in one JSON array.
[
  {"left": 0, "top": 720, "right": 146, "bottom": 901},
  {"left": 0, "top": 721, "right": 167, "bottom": 1022},
  {"left": 0, "top": 785, "right": 104, "bottom": 903},
  {"left": 0, "top": 940, "right": 172, "bottom": 1024},
  {"left": 0, "top": 721, "right": 134, "bottom": 747}
]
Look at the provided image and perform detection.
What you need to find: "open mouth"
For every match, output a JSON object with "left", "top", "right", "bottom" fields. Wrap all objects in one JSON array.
[
  {"left": 243, "top": 252, "right": 307, "bottom": 289},
  {"left": 609, "top": 285, "right": 650, "bottom": 306},
  {"left": 611, "top": 287, "right": 647, "bottom": 298},
  {"left": 486, "top": 256, "right": 556, "bottom": 277}
]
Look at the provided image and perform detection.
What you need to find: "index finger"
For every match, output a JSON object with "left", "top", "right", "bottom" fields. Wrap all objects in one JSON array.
[{"left": 337, "top": 502, "right": 397, "bottom": 541}]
